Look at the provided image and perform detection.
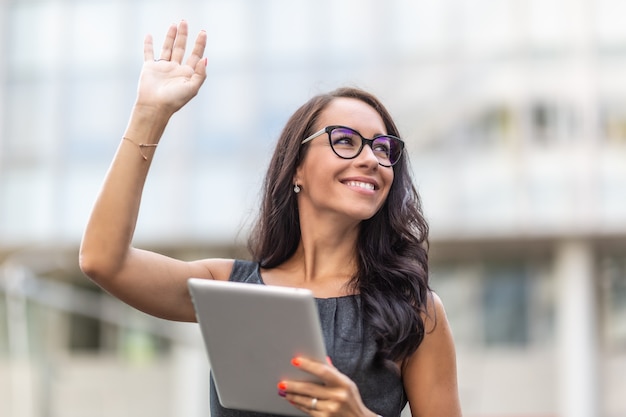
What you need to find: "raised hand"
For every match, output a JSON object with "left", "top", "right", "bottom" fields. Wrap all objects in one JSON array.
[{"left": 136, "top": 20, "right": 207, "bottom": 116}]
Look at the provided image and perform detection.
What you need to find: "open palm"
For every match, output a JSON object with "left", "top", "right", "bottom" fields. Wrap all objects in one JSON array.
[{"left": 136, "top": 21, "right": 207, "bottom": 115}]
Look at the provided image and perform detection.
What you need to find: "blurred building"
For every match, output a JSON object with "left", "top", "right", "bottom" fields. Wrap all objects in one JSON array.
[{"left": 1, "top": 1, "right": 626, "bottom": 417}]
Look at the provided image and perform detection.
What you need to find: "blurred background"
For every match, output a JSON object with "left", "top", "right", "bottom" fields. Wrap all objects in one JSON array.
[{"left": 1, "top": 0, "right": 625, "bottom": 416}]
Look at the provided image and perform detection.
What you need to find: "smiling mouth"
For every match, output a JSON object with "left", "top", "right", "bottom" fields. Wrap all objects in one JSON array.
[{"left": 344, "top": 180, "right": 375, "bottom": 191}]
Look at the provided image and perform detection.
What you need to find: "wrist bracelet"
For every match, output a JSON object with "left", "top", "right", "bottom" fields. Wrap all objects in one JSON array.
[{"left": 123, "top": 137, "right": 158, "bottom": 161}]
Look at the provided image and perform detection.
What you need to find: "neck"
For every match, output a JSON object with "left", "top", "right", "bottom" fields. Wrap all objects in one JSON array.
[{"left": 275, "top": 211, "right": 361, "bottom": 295}]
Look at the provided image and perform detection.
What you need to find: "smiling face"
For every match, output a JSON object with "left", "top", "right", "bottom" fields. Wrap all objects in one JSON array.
[{"left": 294, "top": 97, "right": 394, "bottom": 223}]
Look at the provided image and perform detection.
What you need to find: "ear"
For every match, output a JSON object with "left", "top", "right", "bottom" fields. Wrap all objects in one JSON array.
[{"left": 293, "top": 166, "right": 304, "bottom": 186}]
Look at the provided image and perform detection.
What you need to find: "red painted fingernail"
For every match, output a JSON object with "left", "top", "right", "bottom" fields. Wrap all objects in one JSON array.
[
  {"left": 277, "top": 381, "right": 287, "bottom": 390},
  {"left": 326, "top": 356, "right": 333, "bottom": 365},
  {"left": 291, "top": 357, "right": 301, "bottom": 367},
  {"left": 278, "top": 389, "right": 286, "bottom": 397}
]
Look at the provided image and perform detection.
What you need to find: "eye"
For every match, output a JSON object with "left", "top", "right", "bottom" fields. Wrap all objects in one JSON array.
[
  {"left": 372, "top": 138, "right": 392, "bottom": 156},
  {"left": 330, "top": 128, "right": 359, "bottom": 148},
  {"left": 332, "top": 135, "right": 355, "bottom": 146}
]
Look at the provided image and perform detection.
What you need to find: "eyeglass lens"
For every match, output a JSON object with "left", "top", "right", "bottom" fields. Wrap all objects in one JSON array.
[{"left": 329, "top": 127, "right": 402, "bottom": 166}]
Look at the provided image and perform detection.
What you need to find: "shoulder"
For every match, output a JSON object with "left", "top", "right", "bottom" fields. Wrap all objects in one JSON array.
[
  {"left": 403, "top": 291, "right": 462, "bottom": 416},
  {"left": 424, "top": 291, "right": 449, "bottom": 331}
]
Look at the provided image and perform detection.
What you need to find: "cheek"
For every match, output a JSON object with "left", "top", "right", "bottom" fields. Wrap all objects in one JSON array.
[
  {"left": 383, "top": 170, "right": 394, "bottom": 194},
  {"left": 300, "top": 153, "right": 338, "bottom": 188},
  {"left": 377, "top": 173, "right": 394, "bottom": 206}
]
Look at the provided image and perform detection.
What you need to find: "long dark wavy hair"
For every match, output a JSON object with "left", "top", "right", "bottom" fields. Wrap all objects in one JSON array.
[{"left": 248, "top": 87, "right": 431, "bottom": 365}]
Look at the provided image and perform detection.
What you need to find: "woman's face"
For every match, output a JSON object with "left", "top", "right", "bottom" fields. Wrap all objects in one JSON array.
[{"left": 295, "top": 97, "right": 394, "bottom": 223}]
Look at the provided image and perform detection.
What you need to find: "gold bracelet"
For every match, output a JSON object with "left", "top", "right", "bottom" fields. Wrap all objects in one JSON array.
[{"left": 123, "top": 137, "right": 158, "bottom": 161}]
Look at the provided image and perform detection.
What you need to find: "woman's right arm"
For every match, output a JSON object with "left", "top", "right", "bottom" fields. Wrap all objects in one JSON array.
[{"left": 79, "top": 21, "right": 231, "bottom": 322}]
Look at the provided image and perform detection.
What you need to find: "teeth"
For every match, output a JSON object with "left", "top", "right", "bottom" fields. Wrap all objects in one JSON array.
[{"left": 345, "top": 181, "right": 375, "bottom": 190}]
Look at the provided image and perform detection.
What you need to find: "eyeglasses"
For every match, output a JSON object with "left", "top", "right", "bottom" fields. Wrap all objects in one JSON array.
[{"left": 301, "top": 125, "right": 404, "bottom": 167}]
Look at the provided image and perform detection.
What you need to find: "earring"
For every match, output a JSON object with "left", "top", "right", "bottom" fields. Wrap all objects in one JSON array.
[{"left": 293, "top": 183, "right": 301, "bottom": 194}]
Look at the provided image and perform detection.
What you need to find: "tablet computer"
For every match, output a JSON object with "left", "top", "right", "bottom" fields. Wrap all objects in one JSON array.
[{"left": 187, "top": 278, "right": 327, "bottom": 416}]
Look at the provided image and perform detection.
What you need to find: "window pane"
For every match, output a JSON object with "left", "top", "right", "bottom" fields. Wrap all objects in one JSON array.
[
  {"left": 483, "top": 263, "right": 529, "bottom": 347},
  {"left": 0, "top": 168, "right": 56, "bottom": 242},
  {"left": 68, "top": 2, "right": 124, "bottom": 71},
  {"left": 431, "top": 263, "right": 484, "bottom": 348},
  {"left": 527, "top": 0, "right": 570, "bottom": 49},
  {"left": 9, "top": 2, "right": 65, "bottom": 75},
  {"left": 262, "top": 0, "right": 316, "bottom": 58},
  {"left": 461, "top": 0, "right": 518, "bottom": 54},
  {"left": 601, "top": 256, "right": 626, "bottom": 350},
  {"left": 4, "top": 81, "right": 58, "bottom": 160},
  {"left": 600, "top": 100, "right": 626, "bottom": 144},
  {"left": 390, "top": 0, "right": 449, "bottom": 54},
  {"left": 204, "top": 0, "right": 251, "bottom": 64},
  {"left": 595, "top": 0, "right": 626, "bottom": 45},
  {"left": 66, "top": 78, "right": 127, "bottom": 159}
]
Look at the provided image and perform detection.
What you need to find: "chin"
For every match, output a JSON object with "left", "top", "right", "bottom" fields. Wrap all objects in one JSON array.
[{"left": 347, "top": 207, "right": 382, "bottom": 221}]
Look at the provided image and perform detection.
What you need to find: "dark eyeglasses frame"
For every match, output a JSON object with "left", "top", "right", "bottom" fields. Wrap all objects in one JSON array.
[{"left": 300, "top": 125, "right": 404, "bottom": 167}]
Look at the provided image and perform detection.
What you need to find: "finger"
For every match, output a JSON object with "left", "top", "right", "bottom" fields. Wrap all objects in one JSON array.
[
  {"left": 190, "top": 57, "right": 208, "bottom": 87},
  {"left": 159, "top": 23, "right": 178, "bottom": 60},
  {"left": 292, "top": 356, "right": 343, "bottom": 386},
  {"left": 171, "top": 20, "right": 189, "bottom": 63},
  {"left": 185, "top": 30, "right": 207, "bottom": 69},
  {"left": 143, "top": 34, "right": 154, "bottom": 62},
  {"left": 280, "top": 380, "right": 334, "bottom": 402},
  {"left": 284, "top": 393, "right": 320, "bottom": 415}
]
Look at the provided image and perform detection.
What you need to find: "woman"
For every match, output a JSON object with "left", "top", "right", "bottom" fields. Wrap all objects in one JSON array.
[{"left": 80, "top": 21, "right": 462, "bottom": 417}]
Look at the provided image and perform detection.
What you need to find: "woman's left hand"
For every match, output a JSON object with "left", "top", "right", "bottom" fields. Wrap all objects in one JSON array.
[{"left": 278, "top": 357, "right": 376, "bottom": 417}]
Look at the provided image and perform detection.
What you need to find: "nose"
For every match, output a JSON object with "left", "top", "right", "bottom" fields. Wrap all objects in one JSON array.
[{"left": 354, "top": 143, "right": 380, "bottom": 168}]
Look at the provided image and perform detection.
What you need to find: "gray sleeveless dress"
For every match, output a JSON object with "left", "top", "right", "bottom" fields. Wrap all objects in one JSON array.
[{"left": 209, "top": 260, "right": 408, "bottom": 417}]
